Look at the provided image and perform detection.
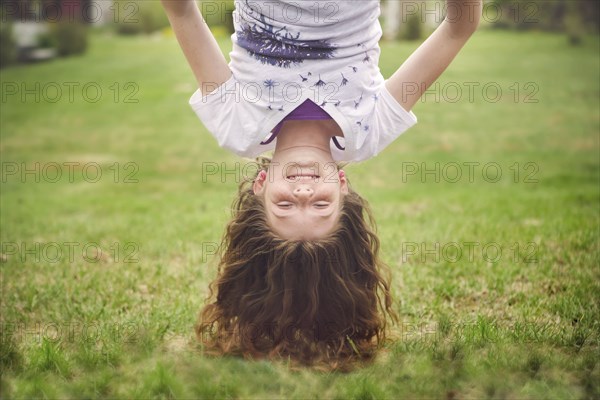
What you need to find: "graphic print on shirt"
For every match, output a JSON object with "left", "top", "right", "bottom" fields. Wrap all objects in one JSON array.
[{"left": 236, "top": 1, "right": 336, "bottom": 68}]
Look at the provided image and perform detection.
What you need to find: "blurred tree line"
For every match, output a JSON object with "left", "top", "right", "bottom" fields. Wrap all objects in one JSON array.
[
  {"left": 1, "top": 0, "right": 91, "bottom": 67},
  {"left": 383, "top": 0, "right": 598, "bottom": 43},
  {"left": 489, "top": 0, "right": 598, "bottom": 31},
  {"left": 2, "top": 0, "right": 597, "bottom": 68},
  {"left": 1, "top": 1, "right": 235, "bottom": 67},
  {"left": 111, "top": 1, "right": 234, "bottom": 35},
  {"left": 488, "top": 0, "right": 598, "bottom": 44}
]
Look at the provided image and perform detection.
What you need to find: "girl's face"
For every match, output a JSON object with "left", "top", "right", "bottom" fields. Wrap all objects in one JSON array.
[
  {"left": 254, "top": 118, "right": 347, "bottom": 239},
  {"left": 253, "top": 161, "right": 348, "bottom": 240}
]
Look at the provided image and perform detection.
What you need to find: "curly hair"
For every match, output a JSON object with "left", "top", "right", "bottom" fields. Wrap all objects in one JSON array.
[{"left": 195, "top": 158, "right": 397, "bottom": 371}]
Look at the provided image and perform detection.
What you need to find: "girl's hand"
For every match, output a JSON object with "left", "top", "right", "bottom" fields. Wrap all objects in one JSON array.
[{"left": 385, "top": 0, "right": 483, "bottom": 112}]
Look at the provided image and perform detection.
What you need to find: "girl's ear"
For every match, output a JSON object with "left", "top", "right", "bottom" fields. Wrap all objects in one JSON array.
[
  {"left": 253, "top": 170, "right": 267, "bottom": 195},
  {"left": 339, "top": 169, "right": 349, "bottom": 195}
]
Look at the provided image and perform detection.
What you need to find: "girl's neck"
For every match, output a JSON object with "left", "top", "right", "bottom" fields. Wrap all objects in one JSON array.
[{"left": 274, "top": 120, "right": 343, "bottom": 155}]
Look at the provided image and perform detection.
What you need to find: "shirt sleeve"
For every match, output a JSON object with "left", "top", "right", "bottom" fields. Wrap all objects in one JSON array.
[
  {"left": 188, "top": 74, "right": 256, "bottom": 157},
  {"left": 371, "top": 81, "right": 418, "bottom": 155}
]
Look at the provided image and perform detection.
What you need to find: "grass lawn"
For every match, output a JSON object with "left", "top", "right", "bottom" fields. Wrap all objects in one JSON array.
[{"left": 1, "top": 27, "right": 599, "bottom": 398}]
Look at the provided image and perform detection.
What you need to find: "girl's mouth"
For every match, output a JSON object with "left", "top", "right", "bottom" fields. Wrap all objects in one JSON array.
[{"left": 286, "top": 174, "right": 320, "bottom": 180}]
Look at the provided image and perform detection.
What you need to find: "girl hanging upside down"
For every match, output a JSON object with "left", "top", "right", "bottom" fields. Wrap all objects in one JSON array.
[{"left": 161, "top": 0, "right": 482, "bottom": 370}]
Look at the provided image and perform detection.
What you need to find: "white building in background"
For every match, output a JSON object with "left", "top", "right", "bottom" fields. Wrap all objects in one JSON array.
[{"left": 12, "top": 22, "right": 44, "bottom": 48}]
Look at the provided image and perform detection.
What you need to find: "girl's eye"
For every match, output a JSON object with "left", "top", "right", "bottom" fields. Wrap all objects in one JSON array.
[
  {"left": 314, "top": 202, "right": 329, "bottom": 209},
  {"left": 277, "top": 202, "right": 293, "bottom": 209}
]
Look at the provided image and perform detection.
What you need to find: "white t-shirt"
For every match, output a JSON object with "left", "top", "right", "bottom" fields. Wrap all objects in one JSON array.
[{"left": 189, "top": 0, "right": 417, "bottom": 162}]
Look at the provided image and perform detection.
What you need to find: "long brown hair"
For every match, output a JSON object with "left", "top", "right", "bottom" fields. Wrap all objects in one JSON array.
[{"left": 196, "top": 158, "right": 397, "bottom": 371}]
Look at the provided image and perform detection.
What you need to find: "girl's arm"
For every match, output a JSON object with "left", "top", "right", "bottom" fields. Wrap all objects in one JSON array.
[
  {"left": 386, "top": 0, "right": 483, "bottom": 111},
  {"left": 161, "top": 0, "right": 232, "bottom": 94}
]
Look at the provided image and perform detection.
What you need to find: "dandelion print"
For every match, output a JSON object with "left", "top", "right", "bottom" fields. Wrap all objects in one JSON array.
[
  {"left": 319, "top": 100, "right": 341, "bottom": 107},
  {"left": 340, "top": 73, "right": 348, "bottom": 86},
  {"left": 313, "top": 75, "right": 326, "bottom": 87},
  {"left": 299, "top": 74, "right": 308, "bottom": 82},
  {"left": 354, "top": 92, "right": 364, "bottom": 109},
  {"left": 349, "top": 66, "right": 358, "bottom": 73},
  {"left": 236, "top": 10, "right": 337, "bottom": 68},
  {"left": 264, "top": 79, "right": 278, "bottom": 90}
]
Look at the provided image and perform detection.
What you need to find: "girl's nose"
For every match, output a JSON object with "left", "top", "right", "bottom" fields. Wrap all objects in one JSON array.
[{"left": 293, "top": 186, "right": 314, "bottom": 197}]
